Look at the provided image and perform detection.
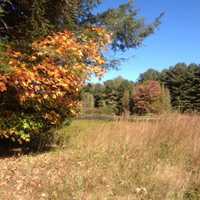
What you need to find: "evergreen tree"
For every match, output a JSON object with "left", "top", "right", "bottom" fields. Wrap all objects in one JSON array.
[
  {"left": 83, "top": 83, "right": 105, "bottom": 108},
  {"left": 138, "top": 68, "right": 160, "bottom": 83},
  {"left": 160, "top": 63, "right": 188, "bottom": 111},
  {"left": 0, "top": 0, "right": 162, "bottom": 51},
  {"left": 160, "top": 63, "right": 200, "bottom": 112},
  {"left": 104, "top": 76, "right": 133, "bottom": 115}
]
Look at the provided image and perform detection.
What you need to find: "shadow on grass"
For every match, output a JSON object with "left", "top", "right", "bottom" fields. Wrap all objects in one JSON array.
[{"left": 0, "top": 139, "right": 57, "bottom": 159}]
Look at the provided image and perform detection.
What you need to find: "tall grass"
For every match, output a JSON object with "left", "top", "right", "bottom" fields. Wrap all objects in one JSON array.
[{"left": 1, "top": 114, "right": 200, "bottom": 199}]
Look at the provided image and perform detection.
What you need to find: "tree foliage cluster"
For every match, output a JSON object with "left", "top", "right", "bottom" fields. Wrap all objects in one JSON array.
[
  {"left": 0, "top": 0, "right": 161, "bottom": 51},
  {"left": 84, "top": 62, "right": 200, "bottom": 116},
  {"left": 0, "top": 28, "right": 110, "bottom": 145},
  {"left": 138, "top": 63, "right": 200, "bottom": 113},
  {"left": 82, "top": 77, "right": 171, "bottom": 116},
  {"left": 132, "top": 80, "right": 171, "bottom": 114}
]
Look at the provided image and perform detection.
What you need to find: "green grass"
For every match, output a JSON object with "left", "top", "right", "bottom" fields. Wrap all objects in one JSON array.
[{"left": 1, "top": 114, "right": 200, "bottom": 199}]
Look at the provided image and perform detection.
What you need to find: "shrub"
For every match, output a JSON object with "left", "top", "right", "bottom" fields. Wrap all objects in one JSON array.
[{"left": 0, "top": 28, "right": 111, "bottom": 149}]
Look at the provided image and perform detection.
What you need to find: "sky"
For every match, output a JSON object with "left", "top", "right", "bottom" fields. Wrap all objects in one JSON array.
[{"left": 92, "top": 0, "right": 200, "bottom": 83}]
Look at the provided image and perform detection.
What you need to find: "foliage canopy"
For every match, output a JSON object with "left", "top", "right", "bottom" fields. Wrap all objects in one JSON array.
[
  {"left": 0, "top": 0, "right": 162, "bottom": 51},
  {"left": 0, "top": 27, "right": 110, "bottom": 144}
]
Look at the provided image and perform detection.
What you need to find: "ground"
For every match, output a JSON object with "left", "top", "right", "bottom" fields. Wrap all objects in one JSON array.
[{"left": 0, "top": 114, "right": 200, "bottom": 200}]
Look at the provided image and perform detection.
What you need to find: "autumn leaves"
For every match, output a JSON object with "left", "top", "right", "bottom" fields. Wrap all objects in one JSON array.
[{"left": 0, "top": 28, "right": 111, "bottom": 143}]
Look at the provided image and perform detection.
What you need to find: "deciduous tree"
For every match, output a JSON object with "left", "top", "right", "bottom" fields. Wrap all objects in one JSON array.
[{"left": 0, "top": 28, "right": 110, "bottom": 145}]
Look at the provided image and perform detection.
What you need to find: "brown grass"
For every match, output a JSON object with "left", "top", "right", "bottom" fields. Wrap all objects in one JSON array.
[{"left": 0, "top": 114, "right": 200, "bottom": 199}]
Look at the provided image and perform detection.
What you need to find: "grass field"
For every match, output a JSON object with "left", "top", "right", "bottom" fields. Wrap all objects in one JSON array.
[{"left": 0, "top": 114, "right": 200, "bottom": 200}]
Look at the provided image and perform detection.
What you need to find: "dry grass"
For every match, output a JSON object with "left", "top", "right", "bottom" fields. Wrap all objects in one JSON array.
[{"left": 0, "top": 114, "right": 200, "bottom": 199}]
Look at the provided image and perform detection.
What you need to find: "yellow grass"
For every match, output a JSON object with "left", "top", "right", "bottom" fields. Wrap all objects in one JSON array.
[{"left": 0, "top": 114, "right": 200, "bottom": 199}]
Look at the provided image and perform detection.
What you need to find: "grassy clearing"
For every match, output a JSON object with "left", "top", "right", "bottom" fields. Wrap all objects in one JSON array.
[{"left": 1, "top": 114, "right": 200, "bottom": 199}]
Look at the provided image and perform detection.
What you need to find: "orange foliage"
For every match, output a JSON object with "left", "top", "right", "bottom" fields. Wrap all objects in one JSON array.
[
  {"left": 133, "top": 81, "right": 162, "bottom": 114},
  {"left": 0, "top": 28, "right": 111, "bottom": 142}
]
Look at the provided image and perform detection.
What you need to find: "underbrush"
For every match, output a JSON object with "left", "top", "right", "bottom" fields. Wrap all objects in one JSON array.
[{"left": 0, "top": 114, "right": 200, "bottom": 199}]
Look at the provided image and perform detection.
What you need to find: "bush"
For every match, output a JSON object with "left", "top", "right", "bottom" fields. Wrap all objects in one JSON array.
[{"left": 0, "top": 28, "right": 111, "bottom": 149}]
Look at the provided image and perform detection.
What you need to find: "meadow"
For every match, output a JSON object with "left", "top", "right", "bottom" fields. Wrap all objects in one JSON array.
[{"left": 0, "top": 114, "right": 200, "bottom": 200}]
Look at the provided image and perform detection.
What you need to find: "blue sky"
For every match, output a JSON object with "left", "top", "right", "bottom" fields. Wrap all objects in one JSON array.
[{"left": 92, "top": 0, "right": 200, "bottom": 82}]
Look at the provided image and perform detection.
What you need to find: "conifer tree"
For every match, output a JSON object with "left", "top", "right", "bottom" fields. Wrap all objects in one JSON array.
[
  {"left": 160, "top": 63, "right": 200, "bottom": 112},
  {"left": 0, "top": 0, "right": 162, "bottom": 51}
]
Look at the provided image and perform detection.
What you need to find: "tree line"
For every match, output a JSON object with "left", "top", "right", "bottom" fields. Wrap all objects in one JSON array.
[{"left": 82, "top": 63, "right": 200, "bottom": 115}]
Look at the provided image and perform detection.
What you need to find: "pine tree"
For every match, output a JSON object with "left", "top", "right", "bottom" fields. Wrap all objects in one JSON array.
[
  {"left": 138, "top": 68, "right": 160, "bottom": 83},
  {"left": 160, "top": 63, "right": 200, "bottom": 112},
  {"left": 1, "top": 0, "right": 162, "bottom": 52},
  {"left": 160, "top": 63, "right": 188, "bottom": 111},
  {"left": 30, "top": 0, "right": 50, "bottom": 39}
]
